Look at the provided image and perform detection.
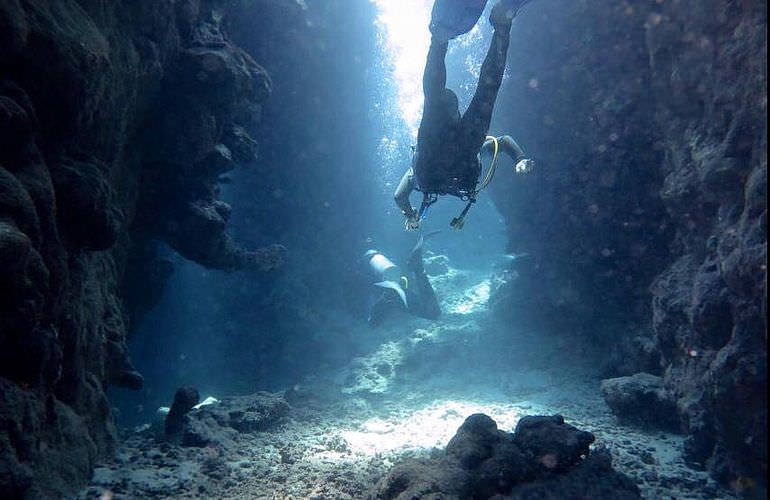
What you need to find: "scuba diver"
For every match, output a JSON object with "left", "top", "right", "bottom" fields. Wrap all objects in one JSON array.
[
  {"left": 394, "top": 0, "right": 535, "bottom": 230},
  {"left": 365, "top": 233, "right": 441, "bottom": 327}
]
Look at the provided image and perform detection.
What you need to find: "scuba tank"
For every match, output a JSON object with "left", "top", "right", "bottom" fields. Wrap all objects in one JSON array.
[
  {"left": 364, "top": 250, "right": 409, "bottom": 308},
  {"left": 365, "top": 250, "right": 404, "bottom": 284},
  {"left": 430, "top": 0, "right": 489, "bottom": 39}
]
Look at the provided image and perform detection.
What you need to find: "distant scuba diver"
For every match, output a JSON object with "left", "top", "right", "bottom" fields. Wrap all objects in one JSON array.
[
  {"left": 364, "top": 232, "right": 441, "bottom": 327},
  {"left": 394, "top": 0, "right": 535, "bottom": 231}
]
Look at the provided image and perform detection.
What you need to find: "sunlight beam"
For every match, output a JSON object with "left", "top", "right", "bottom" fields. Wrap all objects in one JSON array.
[{"left": 371, "top": 0, "right": 433, "bottom": 138}]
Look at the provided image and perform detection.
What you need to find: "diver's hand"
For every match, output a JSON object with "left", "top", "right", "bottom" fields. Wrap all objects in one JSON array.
[
  {"left": 515, "top": 158, "right": 534, "bottom": 174},
  {"left": 404, "top": 215, "right": 421, "bottom": 231}
]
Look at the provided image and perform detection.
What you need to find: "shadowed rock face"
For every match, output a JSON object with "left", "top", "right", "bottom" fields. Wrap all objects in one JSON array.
[
  {"left": 489, "top": 0, "right": 673, "bottom": 360},
  {"left": 164, "top": 386, "right": 200, "bottom": 443},
  {"left": 491, "top": 0, "right": 766, "bottom": 491},
  {"left": 644, "top": 1, "right": 766, "bottom": 488},
  {"left": 0, "top": 0, "right": 284, "bottom": 496}
]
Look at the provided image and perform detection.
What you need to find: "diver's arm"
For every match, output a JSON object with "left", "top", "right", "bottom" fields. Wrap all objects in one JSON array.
[
  {"left": 497, "top": 135, "right": 526, "bottom": 161},
  {"left": 394, "top": 168, "right": 417, "bottom": 219},
  {"left": 480, "top": 135, "right": 525, "bottom": 160},
  {"left": 499, "top": 135, "right": 535, "bottom": 173},
  {"left": 481, "top": 135, "right": 533, "bottom": 173}
]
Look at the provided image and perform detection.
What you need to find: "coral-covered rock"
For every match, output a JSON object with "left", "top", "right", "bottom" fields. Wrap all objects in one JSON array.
[
  {"left": 50, "top": 157, "right": 121, "bottom": 251},
  {"left": 0, "top": 379, "right": 100, "bottom": 499},
  {"left": 181, "top": 392, "right": 290, "bottom": 448},
  {"left": 370, "top": 413, "right": 639, "bottom": 499},
  {"left": 513, "top": 415, "right": 596, "bottom": 473},
  {"left": 505, "top": 445, "right": 641, "bottom": 500},
  {"left": 644, "top": 0, "right": 767, "bottom": 487}
]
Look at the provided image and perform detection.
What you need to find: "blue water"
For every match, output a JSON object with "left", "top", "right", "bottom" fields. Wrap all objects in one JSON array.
[{"left": 113, "top": 1, "right": 515, "bottom": 426}]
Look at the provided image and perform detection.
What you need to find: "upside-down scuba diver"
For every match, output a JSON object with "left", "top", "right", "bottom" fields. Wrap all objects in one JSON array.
[
  {"left": 364, "top": 232, "right": 441, "bottom": 327},
  {"left": 394, "top": 0, "right": 536, "bottom": 231}
]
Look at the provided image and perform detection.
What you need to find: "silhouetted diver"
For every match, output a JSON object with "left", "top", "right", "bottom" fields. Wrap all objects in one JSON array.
[{"left": 366, "top": 232, "right": 441, "bottom": 326}]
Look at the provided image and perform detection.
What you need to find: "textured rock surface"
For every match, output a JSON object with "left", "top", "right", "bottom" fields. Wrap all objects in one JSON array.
[
  {"left": 645, "top": 1, "right": 766, "bottom": 488},
  {"left": 79, "top": 391, "right": 290, "bottom": 499},
  {"left": 115, "top": 0, "right": 379, "bottom": 409},
  {"left": 182, "top": 392, "right": 290, "bottom": 448},
  {"left": 491, "top": 0, "right": 766, "bottom": 489},
  {"left": 490, "top": 0, "right": 673, "bottom": 344},
  {"left": 601, "top": 373, "right": 679, "bottom": 432},
  {"left": 0, "top": 0, "right": 284, "bottom": 496},
  {"left": 370, "top": 413, "right": 639, "bottom": 499}
]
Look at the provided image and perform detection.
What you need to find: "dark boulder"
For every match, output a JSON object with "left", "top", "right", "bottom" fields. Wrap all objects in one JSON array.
[
  {"left": 370, "top": 413, "right": 639, "bottom": 500},
  {"left": 600, "top": 373, "right": 679, "bottom": 433},
  {"left": 513, "top": 415, "right": 596, "bottom": 473},
  {"left": 181, "top": 392, "right": 290, "bottom": 448},
  {"left": 164, "top": 386, "right": 200, "bottom": 443}
]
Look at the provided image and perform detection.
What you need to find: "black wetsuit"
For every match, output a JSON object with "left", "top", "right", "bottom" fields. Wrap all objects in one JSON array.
[
  {"left": 394, "top": 17, "right": 513, "bottom": 216},
  {"left": 368, "top": 240, "right": 440, "bottom": 327}
]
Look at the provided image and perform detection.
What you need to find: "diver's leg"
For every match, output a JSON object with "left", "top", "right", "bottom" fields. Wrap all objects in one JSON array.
[
  {"left": 413, "top": 271, "right": 441, "bottom": 319},
  {"left": 460, "top": 15, "right": 512, "bottom": 149},
  {"left": 423, "top": 38, "right": 449, "bottom": 101},
  {"left": 406, "top": 238, "right": 441, "bottom": 319},
  {"left": 406, "top": 230, "right": 441, "bottom": 272}
]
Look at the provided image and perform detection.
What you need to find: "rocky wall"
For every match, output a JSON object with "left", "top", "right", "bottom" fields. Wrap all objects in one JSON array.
[
  {"left": 489, "top": 0, "right": 672, "bottom": 369},
  {"left": 104, "top": 0, "right": 378, "bottom": 430},
  {"left": 490, "top": 0, "right": 766, "bottom": 490},
  {"left": 646, "top": 0, "right": 766, "bottom": 488},
  {"left": 0, "top": 0, "right": 284, "bottom": 496}
]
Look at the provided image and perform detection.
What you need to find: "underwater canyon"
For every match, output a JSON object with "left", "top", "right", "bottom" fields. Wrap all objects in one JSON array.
[{"left": 0, "top": 0, "right": 766, "bottom": 498}]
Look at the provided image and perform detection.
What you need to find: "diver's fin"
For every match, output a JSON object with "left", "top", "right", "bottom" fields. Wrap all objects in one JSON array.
[
  {"left": 374, "top": 280, "right": 408, "bottom": 309},
  {"left": 430, "top": 0, "right": 489, "bottom": 39},
  {"left": 415, "top": 230, "right": 441, "bottom": 253},
  {"left": 411, "top": 230, "right": 441, "bottom": 256},
  {"left": 408, "top": 230, "right": 441, "bottom": 272}
]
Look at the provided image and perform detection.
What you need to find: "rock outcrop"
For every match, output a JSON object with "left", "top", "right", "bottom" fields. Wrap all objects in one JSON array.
[
  {"left": 181, "top": 392, "right": 290, "bottom": 448},
  {"left": 0, "top": 0, "right": 284, "bottom": 496},
  {"left": 80, "top": 391, "right": 290, "bottom": 499},
  {"left": 491, "top": 0, "right": 766, "bottom": 490},
  {"left": 164, "top": 386, "right": 200, "bottom": 443},
  {"left": 600, "top": 373, "right": 679, "bottom": 433},
  {"left": 370, "top": 413, "right": 640, "bottom": 499}
]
